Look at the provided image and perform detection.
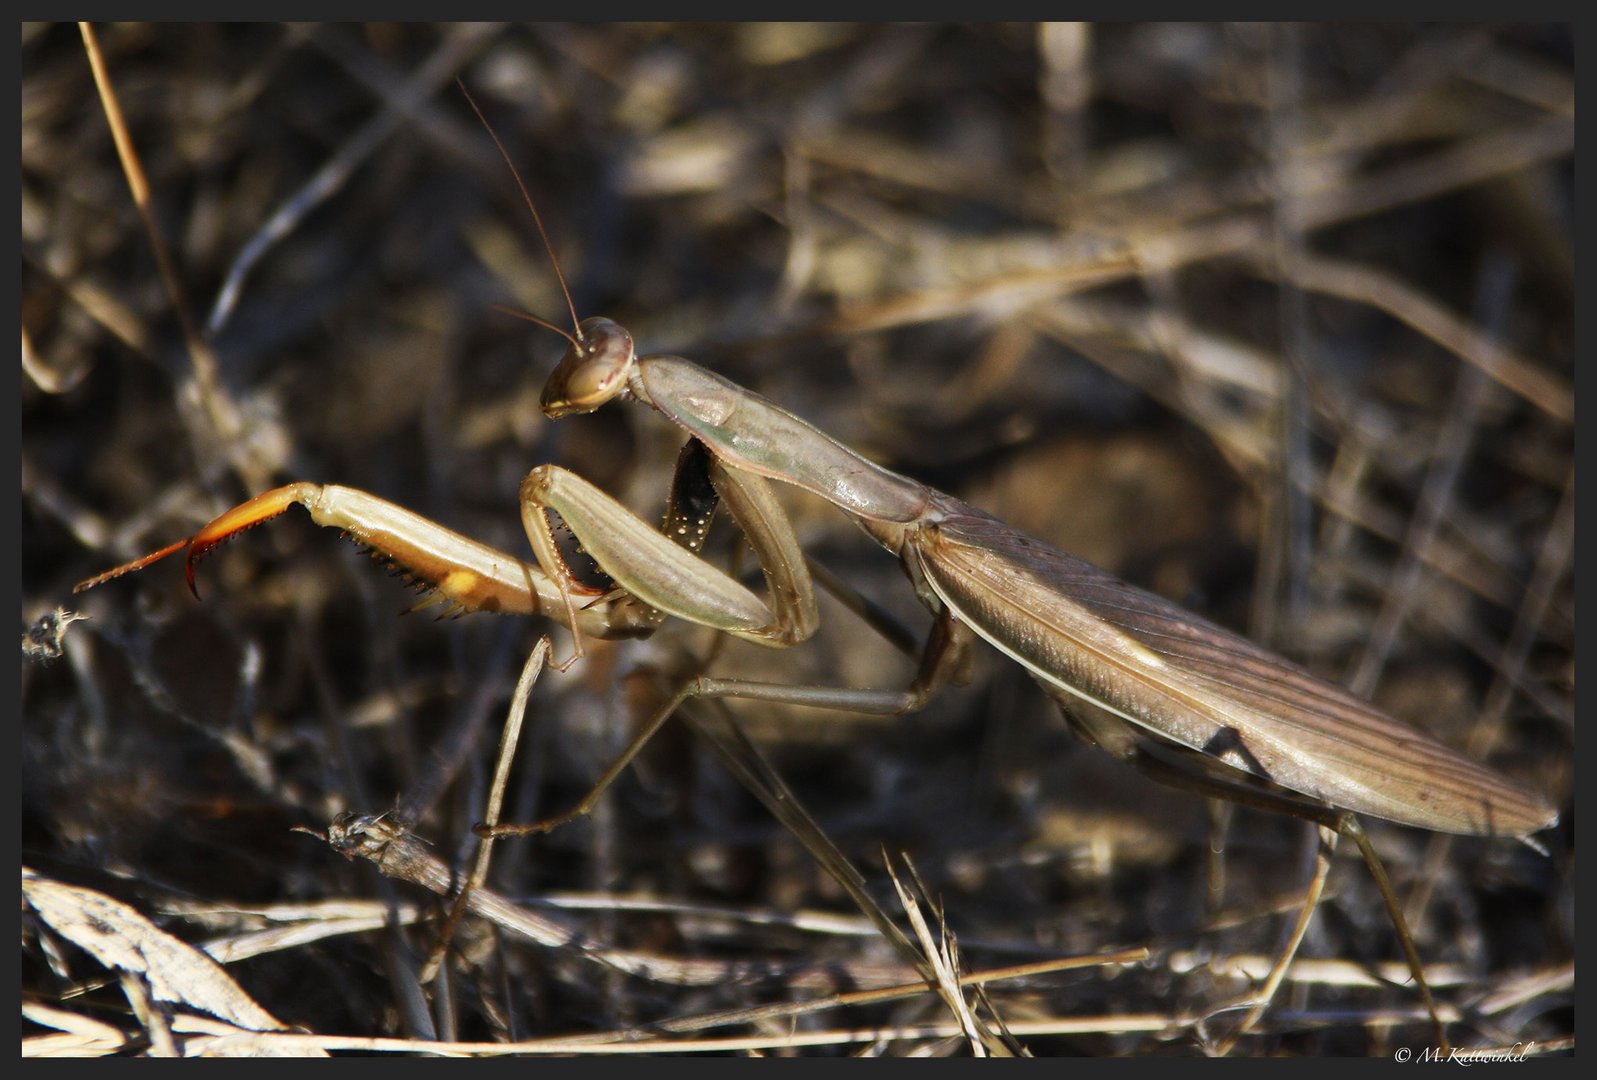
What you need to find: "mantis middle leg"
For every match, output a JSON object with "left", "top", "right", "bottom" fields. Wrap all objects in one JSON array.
[{"left": 478, "top": 440, "right": 974, "bottom": 839}]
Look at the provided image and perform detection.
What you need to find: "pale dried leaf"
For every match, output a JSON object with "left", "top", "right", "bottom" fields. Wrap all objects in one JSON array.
[{"left": 21, "top": 868, "right": 295, "bottom": 1040}]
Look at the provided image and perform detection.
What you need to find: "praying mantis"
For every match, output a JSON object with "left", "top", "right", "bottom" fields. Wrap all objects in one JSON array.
[
  {"left": 43, "top": 24, "right": 1570, "bottom": 1054},
  {"left": 73, "top": 110, "right": 1558, "bottom": 1056},
  {"left": 85, "top": 307, "right": 1552, "bottom": 841}
]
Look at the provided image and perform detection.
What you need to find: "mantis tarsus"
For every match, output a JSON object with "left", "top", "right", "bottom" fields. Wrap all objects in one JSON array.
[{"left": 71, "top": 80, "right": 1560, "bottom": 1052}]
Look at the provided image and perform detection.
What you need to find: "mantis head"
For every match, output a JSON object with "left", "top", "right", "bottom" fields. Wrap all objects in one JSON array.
[{"left": 540, "top": 316, "right": 637, "bottom": 418}]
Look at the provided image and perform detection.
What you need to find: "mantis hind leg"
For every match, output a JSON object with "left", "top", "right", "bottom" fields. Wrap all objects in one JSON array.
[
  {"left": 1067, "top": 712, "right": 1449, "bottom": 1052},
  {"left": 475, "top": 606, "right": 976, "bottom": 840}
]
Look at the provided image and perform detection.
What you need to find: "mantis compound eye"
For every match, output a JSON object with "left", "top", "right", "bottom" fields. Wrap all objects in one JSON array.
[{"left": 541, "top": 316, "right": 636, "bottom": 417}]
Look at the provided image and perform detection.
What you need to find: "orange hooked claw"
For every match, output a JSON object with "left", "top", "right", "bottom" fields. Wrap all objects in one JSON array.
[{"left": 74, "top": 484, "right": 314, "bottom": 600}]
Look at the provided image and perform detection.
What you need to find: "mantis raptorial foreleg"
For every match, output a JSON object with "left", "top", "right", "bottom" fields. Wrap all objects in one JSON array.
[
  {"left": 479, "top": 436, "right": 976, "bottom": 839},
  {"left": 72, "top": 481, "right": 663, "bottom": 639},
  {"left": 520, "top": 455, "right": 817, "bottom": 652}
]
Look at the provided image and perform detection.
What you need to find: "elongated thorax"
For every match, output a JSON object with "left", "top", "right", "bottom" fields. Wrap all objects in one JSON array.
[{"left": 635, "top": 356, "right": 932, "bottom": 525}]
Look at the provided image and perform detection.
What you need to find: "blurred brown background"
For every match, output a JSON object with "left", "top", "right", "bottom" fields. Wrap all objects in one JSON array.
[{"left": 22, "top": 23, "right": 1572, "bottom": 1055}]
